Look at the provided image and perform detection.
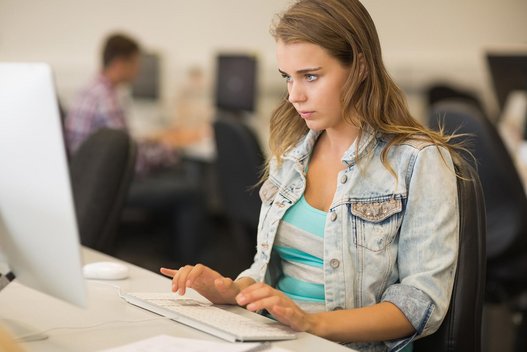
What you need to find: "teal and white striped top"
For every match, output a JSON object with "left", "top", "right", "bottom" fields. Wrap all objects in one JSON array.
[
  {"left": 274, "top": 194, "right": 327, "bottom": 313},
  {"left": 273, "top": 195, "right": 414, "bottom": 351}
]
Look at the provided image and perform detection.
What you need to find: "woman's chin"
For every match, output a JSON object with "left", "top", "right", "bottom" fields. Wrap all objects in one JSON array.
[{"left": 304, "top": 120, "right": 325, "bottom": 131}]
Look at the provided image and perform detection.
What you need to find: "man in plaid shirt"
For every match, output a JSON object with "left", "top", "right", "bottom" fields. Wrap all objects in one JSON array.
[
  {"left": 65, "top": 33, "right": 179, "bottom": 175},
  {"left": 65, "top": 33, "right": 205, "bottom": 262}
]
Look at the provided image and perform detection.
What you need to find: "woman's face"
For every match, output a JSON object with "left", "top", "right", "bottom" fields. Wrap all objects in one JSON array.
[{"left": 276, "top": 40, "right": 351, "bottom": 132}]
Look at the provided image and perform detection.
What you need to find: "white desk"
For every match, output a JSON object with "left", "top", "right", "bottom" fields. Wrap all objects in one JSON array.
[{"left": 0, "top": 248, "right": 352, "bottom": 352}]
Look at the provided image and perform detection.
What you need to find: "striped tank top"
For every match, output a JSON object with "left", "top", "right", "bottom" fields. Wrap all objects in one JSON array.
[{"left": 273, "top": 194, "right": 327, "bottom": 313}]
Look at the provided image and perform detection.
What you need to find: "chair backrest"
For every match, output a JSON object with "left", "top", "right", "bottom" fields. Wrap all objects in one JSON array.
[
  {"left": 428, "top": 100, "right": 527, "bottom": 298},
  {"left": 426, "top": 84, "right": 484, "bottom": 114},
  {"left": 428, "top": 100, "right": 527, "bottom": 260},
  {"left": 69, "top": 128, "right": 137, "bottom": 252},
  {"left": 414, "top": 158, "right": 486, "bottom": 352},
  {"left": 213, "top": 115, "right": 264, "bottom": 228}
]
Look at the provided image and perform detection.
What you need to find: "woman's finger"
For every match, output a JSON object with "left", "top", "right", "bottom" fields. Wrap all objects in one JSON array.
[
  {"left": 175, "top": 265, "right": 194, "bottom": 295},
  {"left": 236, "top": 283, "right": 277, "bottom": 306},
  {"left": 214, "top": 277, "right": 232, "bottom": 291},
  {"left": 238, "top": 282, "right": 266, "bottom": 295},
  {"left": 185, "top": 264, "right": 205, "bottom": 286},
  {"left": 245, "top": 295, "right": 282, "bottom": 312},
  {"left": 159, "top": 267, "right": 177, "bottom": 278}
]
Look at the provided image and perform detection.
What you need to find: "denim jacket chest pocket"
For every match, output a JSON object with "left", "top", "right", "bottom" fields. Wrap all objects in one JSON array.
[{"left": 349, "top": 196, "right": 404, "bottom": 252}]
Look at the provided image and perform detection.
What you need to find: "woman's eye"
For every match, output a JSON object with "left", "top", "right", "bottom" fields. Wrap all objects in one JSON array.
[
  {"left": 281, "top": 73, "right": 292, "bottom": 82},
  {"left": 305, "top": 74, "right": 317, "bottom": 82}
]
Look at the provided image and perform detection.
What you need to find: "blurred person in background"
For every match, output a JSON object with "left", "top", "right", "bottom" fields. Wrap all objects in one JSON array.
[
  {"left": 65, "top": 33, "right": 206, "bottom": 263},
  {"left": 65, "top": 33, "right": 180, "bottom": 174}
]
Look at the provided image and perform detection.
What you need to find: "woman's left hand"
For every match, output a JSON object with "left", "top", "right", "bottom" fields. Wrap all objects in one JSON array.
[{"left": 235, "top": 282, "right": 316, "bottom": 332}]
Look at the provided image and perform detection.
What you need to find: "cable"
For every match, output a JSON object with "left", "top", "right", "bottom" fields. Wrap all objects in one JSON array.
[
  {"left": 89, "top": 280, "right": 126, "bottom": 298},
  {"left": 18, "top": 282, "right": 172, "bottom": 342},
  {"left": 17, "top": 316, "right": 171, "bottom": 342}
]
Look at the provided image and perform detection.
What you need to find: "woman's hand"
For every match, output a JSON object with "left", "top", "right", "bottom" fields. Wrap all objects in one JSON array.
[
  {"left": 235, "top": 282, "right": 317, "bottom": 332},
  {"left": 160, "top": 265, "right": 251, "bottom": 305}
]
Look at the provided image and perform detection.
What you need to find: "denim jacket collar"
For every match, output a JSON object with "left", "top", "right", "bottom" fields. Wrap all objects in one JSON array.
[{"left": 282, "top": 125, "right": 379, "bottom": 167}]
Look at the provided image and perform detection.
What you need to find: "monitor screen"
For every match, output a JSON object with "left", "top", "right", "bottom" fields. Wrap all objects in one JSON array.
[
  {"left": 0, "top": 63, "right": 86, "bottom": 307},
  {"left": 132, "top": 52, "right": 161, "bottom": 100},
  {"left": 487, "top": 53, "right": 527, "bottom": 111},
  {"left": 214, "top": 54, "right": 257, "bottom": 112}
]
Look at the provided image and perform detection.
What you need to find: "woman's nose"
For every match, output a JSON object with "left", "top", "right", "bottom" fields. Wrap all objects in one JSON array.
[{"left": 288, "top": 82, "right": 307, "bottom": 104}]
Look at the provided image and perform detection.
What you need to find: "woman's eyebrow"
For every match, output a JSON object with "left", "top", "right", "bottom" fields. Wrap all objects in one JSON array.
[{"left": 278, "top": 67, "right": 322, "bottom": 75}]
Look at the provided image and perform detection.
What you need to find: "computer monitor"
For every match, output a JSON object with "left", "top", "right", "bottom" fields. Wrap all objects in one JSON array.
[
  {"left": 487, "top": 53, "right": 527, "bottom": 111},
  {"left": 214, "top": 54, "right": 258, "bottom": 112},
  {"left": 131, "top": 52, "right": 161, "bottom": 100},
  {"left": 0, "top": 63, "right": 86, "bottom": 308}
]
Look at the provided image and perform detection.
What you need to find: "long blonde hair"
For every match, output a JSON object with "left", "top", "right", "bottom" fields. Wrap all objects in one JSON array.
[{"left": 267, "top": 0, "right": 462, "bottom": 177}]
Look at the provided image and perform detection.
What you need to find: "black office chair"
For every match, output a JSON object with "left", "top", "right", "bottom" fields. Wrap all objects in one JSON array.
[
  {"left": 427, "top": 100, "right": 527, "bottom": 351},
  {"left": 213, "top": 115, "right": 265, "bottom": 256},
  {"left": 69, "top": 128, "right": 137, "bottom": 253},
  {"left": 426, "top": 84, "right": 485, "bottom": 117},
  {"left": 414, "top": 158, "right": 486, "bottom": 352}
]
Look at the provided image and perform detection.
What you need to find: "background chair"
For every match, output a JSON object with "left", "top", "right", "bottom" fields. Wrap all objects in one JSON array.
[
  {"left": 426, "top": 83, "right": 485, "bottom": 118},
  {"left": 427, "top": 100, "right": 527, "bottom": 351},
  {"left": 414, "top": 158, "right": 486, "bottom": 352},
  {"left": 69, "top": 128, "right": 137, "bottom": 253},
  {"left": 212, "top": 114, "right": 265, "bottom": 259}
]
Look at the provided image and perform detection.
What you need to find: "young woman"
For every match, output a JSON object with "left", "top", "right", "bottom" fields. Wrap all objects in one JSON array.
[{"left": 161, "top": 1, "right": 459, "bottom": 351}]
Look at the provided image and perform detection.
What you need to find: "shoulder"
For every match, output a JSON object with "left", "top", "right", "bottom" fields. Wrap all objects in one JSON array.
[
  {"left": 376, "top": 133, "right": 455, "bottom": 179},
  {"left": 383, "top": 134, "right": 436, "bottom": 151},
  {"left": 75, "top": 77, "right": 112, "bottom": 104},
  {"left": 379, "top": 134, "right": 451, "bottom": 160},
  {"left": 84, "top": 78, "right": 112, "bottom": 101},
  {"left": 398, "top": 138, "right": 435, "bottom": 151}
]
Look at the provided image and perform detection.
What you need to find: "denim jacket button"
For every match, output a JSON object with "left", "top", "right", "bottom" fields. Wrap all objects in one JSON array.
[
  {"left": 330, "top": 212, "right": 338, "bottom": 222},
  {"left": 330, "top": 258, "right": 340, "bottom": 269},
  {"left": 340, "top": 174, "right": 348, "bottom": 184}
]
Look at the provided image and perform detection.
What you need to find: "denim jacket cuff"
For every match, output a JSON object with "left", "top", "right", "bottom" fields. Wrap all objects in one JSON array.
[
  {"left": 381, "top": 284, "right": 435, "bottom": 350},
  {"left": 236, "top": 268, "right": 259, "bottom": 283}
]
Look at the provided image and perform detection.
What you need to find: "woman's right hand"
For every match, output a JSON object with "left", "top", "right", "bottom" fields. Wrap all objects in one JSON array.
[{"left": 160, "top": 264, "right": 247, "bottom": 305}]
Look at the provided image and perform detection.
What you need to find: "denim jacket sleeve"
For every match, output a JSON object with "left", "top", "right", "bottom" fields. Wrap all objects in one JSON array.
[{"left": 382, "top": 145, "right": 459, "bottom": 351}]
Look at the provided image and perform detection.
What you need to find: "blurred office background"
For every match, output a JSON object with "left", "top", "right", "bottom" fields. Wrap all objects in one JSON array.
[
  {"left": 1, "top": 1, "right": 527, "bottom": 351},
  {"left": 1, "top": 0, "right": 526, "bottom": 123}
]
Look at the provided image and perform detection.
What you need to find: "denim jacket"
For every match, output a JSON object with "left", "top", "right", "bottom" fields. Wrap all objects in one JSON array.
[{"left": 237, "top": 128, "right": 459, "bottom": 352}]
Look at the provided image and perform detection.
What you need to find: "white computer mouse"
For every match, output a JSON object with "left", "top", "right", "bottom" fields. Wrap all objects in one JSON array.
[{"left": 83, "top": 261, "right": 129, "bottom": 280}]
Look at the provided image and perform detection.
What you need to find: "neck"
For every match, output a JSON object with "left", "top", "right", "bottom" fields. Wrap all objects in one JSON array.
[
  {"left": 101, "top": 67, "right": 121, "bottom": 87},
  {"left": 321, "top": 122, "right": 360, "bottom": 158}
]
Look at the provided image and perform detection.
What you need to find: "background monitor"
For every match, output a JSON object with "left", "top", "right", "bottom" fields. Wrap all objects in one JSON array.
[
  {"left": 214, "top": 54, "right": 257, "bottom": 112},
  {"left": 131, "top": 52, "right": 161, "bottom": 100},
  {"left": 0, "top": 63, "right": 86, "bottom": 308},
  {"left": 487, "top": 53, "right": 527, "bottom": 111}
]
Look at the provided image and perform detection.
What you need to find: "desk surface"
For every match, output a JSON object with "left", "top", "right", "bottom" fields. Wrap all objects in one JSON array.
[{"left": 0, "top": 248, "right": 351, "bottom": 352}]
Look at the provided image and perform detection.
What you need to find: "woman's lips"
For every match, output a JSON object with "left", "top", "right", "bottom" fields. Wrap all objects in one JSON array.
[{"left": 299, "top": 111, "right": 315, "bottom": 119}]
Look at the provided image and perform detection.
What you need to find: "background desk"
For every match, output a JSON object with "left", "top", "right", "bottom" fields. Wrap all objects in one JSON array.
[{"left": 0, "top": 248, "right": 352, "bottom": 352}]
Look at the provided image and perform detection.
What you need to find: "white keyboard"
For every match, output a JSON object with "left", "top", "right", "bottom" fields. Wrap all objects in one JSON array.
[{"left": 122, "top": 292, "right": 297, "bottom": 342}]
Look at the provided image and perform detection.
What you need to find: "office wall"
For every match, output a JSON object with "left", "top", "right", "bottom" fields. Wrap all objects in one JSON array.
[{"left": 1, "top": 0, "right": 526, "bottom": 120}]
